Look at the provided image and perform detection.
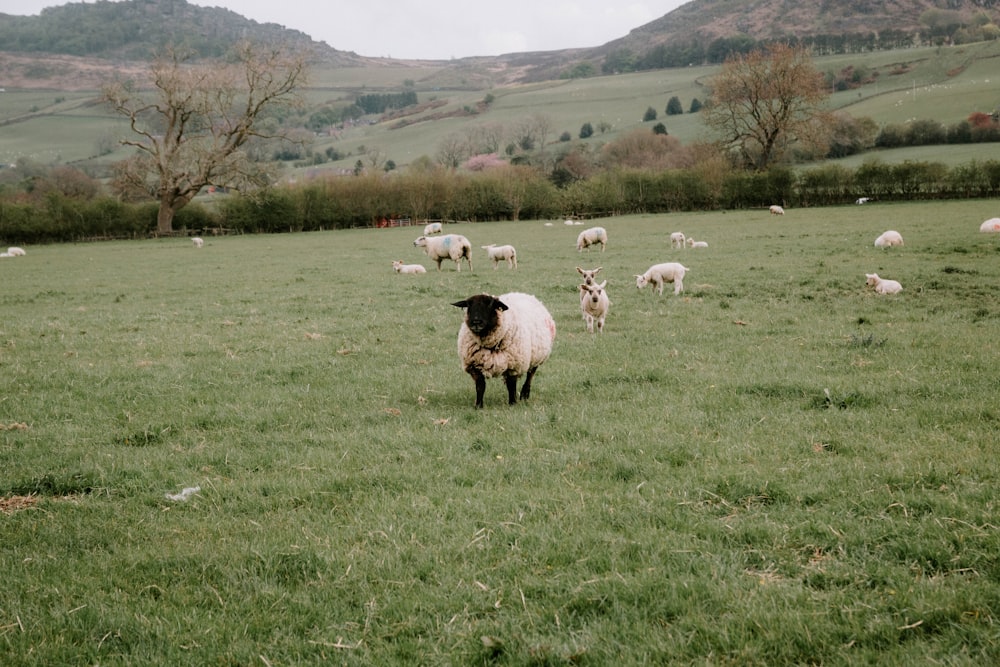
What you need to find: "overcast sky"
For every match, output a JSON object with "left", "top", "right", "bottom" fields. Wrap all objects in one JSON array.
[{"left": 3, "top": 1, "right": 689, "bottom": 60}]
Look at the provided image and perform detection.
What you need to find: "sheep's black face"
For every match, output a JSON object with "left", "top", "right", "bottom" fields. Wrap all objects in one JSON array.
[{"left": 452, "top": 294, "right": 507, "bottom": 336}]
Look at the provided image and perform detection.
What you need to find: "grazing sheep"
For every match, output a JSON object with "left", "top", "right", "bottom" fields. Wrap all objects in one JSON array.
[
  {"left": 576, "top": 266, "right": 602, "bottom": 286},
  {"left": 481, "top": 244, "right": 517, "bottom": 270},
  {"left": 980, "top": 218, "right": 1000, "bottom": 233},
  {"left": 5, "top": 247, "right": 26, "bottom": 256},
  {"left": 452, "top": 292, "right": 556, "bottom": 408},
  {"left": 856, "top": 197, "right": 871, "bottom": 205},
  {"left": 576, "top": 226, "right": 607, "bottom": 252},
  {"left": 769, "top": 205, "right": 785, "bottom": 215},
  {"left": 579, "top": 280, "right": 611, "bottom": 334},
  {"left": 191, "top": 237, "right": 204, "bottom": 248},
  {"left": 392, "top": 260, "right": 427, "bottom": 274},
  {"left": 635, "top": 262, "right": 688, "bottom": 296},
  {"left": 686, "top": 238, "right": 709, "bottom": 248},
  {"left": 874, "top": 230, "right": 904, "bottom": 248},
  {"left": 670, "top": 232, "right": 686, "bottom": 249},
  {"left": 423, "top": 222, "right": 443, "bottom": 235},
  {"left": 865, "top": 272, "right": 903, "bottom": 295},
  {"left": 414, "top": 234, "right": 473, "bottom": 271}
]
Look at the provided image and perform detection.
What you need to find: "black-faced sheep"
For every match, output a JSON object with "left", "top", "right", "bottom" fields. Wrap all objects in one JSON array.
[
  {"left": 452, "top": 292, "right": 556, "bottom": 408},
  {"left": 414, "top": 234, "right": 473, "bottom": 271}
]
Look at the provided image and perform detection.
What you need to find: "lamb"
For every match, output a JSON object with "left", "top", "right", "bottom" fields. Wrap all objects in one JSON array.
[
  {"left": 576, "top": 266, "right": 602, "bottom": 286},
  {"left": 191, "top": 237, "right": 204, "bottom": 248},
  {"left": 769, "top": 205, "right": 785, "bottom": 215},
  {"left": 670, "top": 232, "right": 686, "bottom": 249},
  {"left": 579, "top": 280, "right": 611, "bottom": 334},
  {"left": 865, "top": 272, "right": 903, "bottom": 295},
  {"left": 392, "top": 260, "right": 427, "bottom": 274},
  {"left": 481, "top": 244, "right": 517, "bottom": 270},
  {"left": 686, "top": 238, "right": 709, "bottom": 248},
  {"left": 452, "top": 292, "right": 556, "bottom": 408},
  {"left": 635, "top": 262, "right": 688, "bottom": 296},
  {"left": 576, "top": 226, "right": 607, "bottom": 252},
  {"left": 423, "top": 222, "right": 443, "bottom": 235},
  {"left": 5, "top": 247, "right": 26, "bottom": 256},
  {"left": 874, "top": 230, "right": 904, "bottom": 248},
  {"left": 980, "top": 218, "right": 1000, "bottom": 233},
  {"left": 414, "top": 234, "right": 473, "bottom": 271}
]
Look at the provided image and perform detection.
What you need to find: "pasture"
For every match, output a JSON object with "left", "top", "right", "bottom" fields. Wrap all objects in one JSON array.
[{"left": 1, "top": 199, "right": 999, "bottom": 665}]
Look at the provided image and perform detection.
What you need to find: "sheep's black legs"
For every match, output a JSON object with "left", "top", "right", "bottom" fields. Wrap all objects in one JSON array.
[
  {"left": 505, "top": 374, "right": 518, "bottom": 405},
  {"left": 468, "top": 368, "right": 487, "bottom": 408},
  {"left": 519, "top": 367, "right": 538, "bottom": 401}
]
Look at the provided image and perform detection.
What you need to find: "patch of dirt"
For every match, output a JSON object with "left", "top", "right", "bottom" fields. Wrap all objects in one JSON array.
[
  {"left": 0, "top": 495, "right": 39, "bottom": 515},
  {"left": 0, "top": 51, "right": 147, "bottom": 90}
]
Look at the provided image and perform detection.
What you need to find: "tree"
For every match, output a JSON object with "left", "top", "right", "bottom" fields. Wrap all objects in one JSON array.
[
  {"left": 643, "top": 106, "right": 658, "bottom": 122},
  {"left": 666, "top": 96, "right": 684, "bottom": 116},
  {"left": 703, "top": 44, "right": 831, "bottom": 171},
  {"left": 579, "top": 122, "right": 594, "bottom": 139},
  {"left": 689, "top": 98, "right": 703, "bottom": 113},
  {"left": 102, "top": 43, "right": 307, "bottom": 233}
]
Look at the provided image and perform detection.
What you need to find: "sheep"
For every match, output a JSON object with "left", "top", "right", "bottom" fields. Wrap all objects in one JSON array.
[
  {"left": 980, "top": 218, "right": 1000, "bottom": 233},
  {"left": 769, "top": 205, "right": 785, "bottom": 215},
  {"left": 865, "top": 272, "right": 903, "bottom": 295},
  {"left": 576, "top": 266, "right": 602, "bottom": 286},
  {"left": 423, "top": 222, "right": 443, "bottom": 235},
  {"left": 414, "top": 234, "right": 473, "bottom": 271},
  {"left": 564, "top": 219, "right": 576, "bottom": 226},
  {"left": 191, "top": 237, "right": 204, "bottom": 248},
  {"left": 579, "top": 280, "right": 611, "bottom": 334},
  {"left": 5, "top": 247, "right": 26, "bottom": 256},
  {"left": 576, "top": 226, "right": 607, "bottom": 252},
  {"left": 392, "top": 260, "right": 427, "bottom": 274},
  {"left": 452, "top": 292, "right": 556, "bottom": 408},
  {"left": 856, "top": 197, "right": 871, "bottom": 205},
  {"left": 874, "top": 230, "right": 904, "bottom": 248},
  {"left": 481, "top": 244, "right": 517, "bottom": 270},
  {"left": 686, "top": 238, "right": 709, "bottom": 249},
  {"left": 635, "top": 262, "right": 688, "bottom": 296},
  {"left": 0, "top": 253, "right": 12, "bottom": 258},
  {"left": 670, "top": 232, "right": 686, "bottom": 249}
]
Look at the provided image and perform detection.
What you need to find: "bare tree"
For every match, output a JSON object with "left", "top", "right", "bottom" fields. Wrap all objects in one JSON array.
[
  {"left": 703, "top": 44, "right": 830, "bottom": 171},
  {"left": 102, "top": 42, "right": 307, "bottom": 233}
]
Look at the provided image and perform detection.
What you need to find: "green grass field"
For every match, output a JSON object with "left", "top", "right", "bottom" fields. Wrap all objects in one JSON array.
[{"left": 2, "top": 200, "right": 999, "bottom": 664}]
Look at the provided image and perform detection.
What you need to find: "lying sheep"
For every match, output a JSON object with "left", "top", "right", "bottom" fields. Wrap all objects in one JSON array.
[
  {"left": 191, "top": 237, "right": 204, "bottom": 248},
  {"left": 670, "top": 232, "right": 686, "bottom": 249},
  {"left": 686, "top": 238, "right": 708, "bottom": 248},
  {"left": 980, "top": 218, "right": 1000, "bottom": 233},
  {"left": 481, "top": 244, "right": 517, "bottom": 270},
  {"left": 579, "top": 280, "right": 611, "bottom": 334},
  {"left": 865, "top": 272, "right": 902, "bottom": 295},
  {"left": 423, "top": 222, "right": 443, "bottom": 235},
  {"left": 452, "top": 292, "right": 556, "bottom": 408},
  {"left": 576, "top": 266, "right": 602, "bottom": 286},
  {"left": 576, "top": 226, "right": 607, "bottom": 252},
  {"left": 5, "top": 247, "right": 26, "bottom": 256},
  {"left": 874, "top": 230, "right": 904, "bottom": 248},
  {"left": 635, "top": 262, "right": 688, "bottom": 296},
  {"left": 392, "top": 260, "right": 426, "bottom": 274},
  {"left": 769, "top": 205, "right": 785, "bottom": 215},
  {"left": 414, "top": 234, "right": 473, "bottom": 271}
]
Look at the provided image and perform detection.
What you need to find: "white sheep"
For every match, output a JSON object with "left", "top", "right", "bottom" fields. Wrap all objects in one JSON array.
[
  {"left": 5, "top": 247, "right": 26, "bottom": 256},
  {"left": 769, "top": 205, "right": 785, "bottom": 215},
  {"left": 686, "top": 238, "right": 709, "bottom": 248},
  {"left": 423, "top": 222, "right": 443, "bottom": 235},
  {"left": 392, "top": 260, "right": 426, "bottom": 274},
  {"left": 579, "top": 280, "right": 611, "bottom": 334},
  {"left": 576, "top": 226, "right": 607, "bottom": 252},
  {"left": 635, "top": 262, "right": 688, "bottom": 296},
  {"left": 856, "top": 197, "right": 871, "bottom": 205},
  {"left": 0, "top": 253, "right": 12, "bottom": 258},
  {"left": 670, "top": 232, "right": 686, "bottom": 249},
  {"left": 874, "top": 230, "right": 904, "bottom": 248},
  {"left": 414, "top": 234, "right": 473, "bottom": 271},
  {"left": 481, "top": 244, "right": 517, "bottom": 270},
  {"left": 452, "top": 292, "right": 556, "bottom": 408},
  {"left": 980, "top": 218, "right": 1000, "bottom": 233},
  {"left": 564, "top": 219, "right": 576, "bottom": 226},
  {"left": 865, "top": 272, "right": 903, "bottom": 295},
  {"left": 191, "top": 237, "right": 204, "bottom": 248},
  {"left": 576, "top": 266, "right": 602, "bottom": 286}
]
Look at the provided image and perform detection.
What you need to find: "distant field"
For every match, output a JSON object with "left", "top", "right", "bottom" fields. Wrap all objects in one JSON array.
[{"left": 1, "top": 201, "right": 999, "bottom": 664}]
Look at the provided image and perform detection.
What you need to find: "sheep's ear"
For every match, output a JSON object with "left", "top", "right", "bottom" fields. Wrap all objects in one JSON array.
[
  {"left": 493, "top": 298, "right": 509, "bottom": 312},
  {"left": 452, "top": 300, "right": 469, "bottom": 309},
  {"left": 576, "top": 267, "right": 584, "bottom": 274},
  {"left": 594, "top": 267, "right": 602, "bottom": 273},
  {"left": 597, "top": 280, "right": 607, "bottom": 289}
]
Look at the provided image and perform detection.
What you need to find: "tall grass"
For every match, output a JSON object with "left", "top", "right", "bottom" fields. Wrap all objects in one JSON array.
[{"left": 2, "top": 200, "right": 999, "bottom": 665}]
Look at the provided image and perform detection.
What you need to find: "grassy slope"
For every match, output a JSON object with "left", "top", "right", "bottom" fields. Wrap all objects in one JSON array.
[{"left": 1, "top": 200, "right": 999, "bottom": 664}]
